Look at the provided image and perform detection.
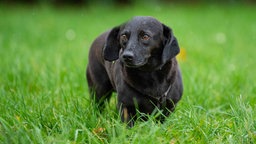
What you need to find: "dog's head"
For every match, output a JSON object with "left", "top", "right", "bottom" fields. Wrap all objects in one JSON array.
[{"left": 104, "top": 16, "right": 180, "bottom": 70}]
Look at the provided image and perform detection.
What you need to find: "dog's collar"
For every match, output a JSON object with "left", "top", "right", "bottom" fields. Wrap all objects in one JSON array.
[
  {"left": 146, "top": 84, "right": 172, "bottom": 107},
  {"left": 157, "top": 63, "right": 166, "bottom": 71},
  {"left": 164, "top": 84, "right": 172, "bottom": 98},
  {"left": 159, "top": 84, "right": 172, "bottom": 103}
]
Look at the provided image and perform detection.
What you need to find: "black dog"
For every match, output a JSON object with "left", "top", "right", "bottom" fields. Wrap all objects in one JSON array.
[{"left": 86, "top": 16, "right": 183, "bottom": 126}]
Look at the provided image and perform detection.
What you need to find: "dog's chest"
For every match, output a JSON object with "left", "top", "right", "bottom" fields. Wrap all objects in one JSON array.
[{"left": 122, "top": 68, "right": 172, "bottom": 98}]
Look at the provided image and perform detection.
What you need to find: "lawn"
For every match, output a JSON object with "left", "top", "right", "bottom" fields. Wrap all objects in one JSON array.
[{"left": 0, "top": 3, "right": 255, "bottom": 143}]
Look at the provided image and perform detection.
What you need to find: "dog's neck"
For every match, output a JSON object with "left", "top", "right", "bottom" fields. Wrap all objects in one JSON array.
[{"left": 121, "top": 59, "right": 177, "bottom": 98}]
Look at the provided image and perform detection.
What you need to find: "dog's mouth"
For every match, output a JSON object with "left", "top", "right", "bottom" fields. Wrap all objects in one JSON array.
[
  {"left": 122, "top": 60, "right": 148, "bottom": 68},
  {"left": 120, "top": 52, "right": 151, "bottom": 68},
  {"left": 121, "top": 57, "right": 148, "bottom": 68}
]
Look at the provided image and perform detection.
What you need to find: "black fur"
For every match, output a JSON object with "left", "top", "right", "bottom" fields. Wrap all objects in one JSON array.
[{"left": 86, "top": 16, "right": 183, "bottom": 127}]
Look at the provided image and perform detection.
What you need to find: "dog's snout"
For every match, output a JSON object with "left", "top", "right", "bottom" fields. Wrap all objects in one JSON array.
[{"left": 122, "top": 51, "right": 134, "bottom": 62}]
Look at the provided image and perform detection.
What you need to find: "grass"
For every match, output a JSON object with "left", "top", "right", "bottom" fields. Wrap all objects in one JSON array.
[{"left": 0, "top": 3, "right": 256, "bottom": 143}]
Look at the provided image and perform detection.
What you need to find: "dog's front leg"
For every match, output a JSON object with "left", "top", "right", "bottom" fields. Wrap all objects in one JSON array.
[{"left": 118, "top": 102, "right": 136, "bottom": 127}]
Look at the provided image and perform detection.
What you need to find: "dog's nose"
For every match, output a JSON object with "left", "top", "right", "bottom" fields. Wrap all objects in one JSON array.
[{"left": 122, "top": 51, "right": 134, "bottom": 62}]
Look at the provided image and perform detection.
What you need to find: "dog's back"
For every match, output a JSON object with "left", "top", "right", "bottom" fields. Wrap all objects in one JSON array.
[{"left": 86, "top": 31, "right": 114, "bottom": 104}]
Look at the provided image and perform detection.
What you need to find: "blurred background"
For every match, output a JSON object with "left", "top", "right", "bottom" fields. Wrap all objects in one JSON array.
[
  {"left": 1, "top": 0, "right": 255, "bottom": 116},
  {"left": 1, "top": 0, "right": 255, "bottom": 113},
  {"left": 0, "top": 0, "right": 255, "bottom": 143},
  {"left": 0, "top": 0, "right": 255, "bottom": 5}
]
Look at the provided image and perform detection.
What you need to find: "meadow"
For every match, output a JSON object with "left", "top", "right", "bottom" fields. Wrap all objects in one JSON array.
[{"left": 0, "top": 3, "right": 255, "bottom": 143}]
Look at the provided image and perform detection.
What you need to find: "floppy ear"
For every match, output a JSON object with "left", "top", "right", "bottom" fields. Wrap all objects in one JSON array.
[
  {"left": 162, "top": 24, "right": 180, "bottom": 64},
  {"left": 103, "top": 26, "right": 121, "bottom": 61}
]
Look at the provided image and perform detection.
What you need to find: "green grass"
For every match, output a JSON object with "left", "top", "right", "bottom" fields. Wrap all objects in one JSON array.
[{"left": 0, "top": 3, "right": 256, "bottom": 143}]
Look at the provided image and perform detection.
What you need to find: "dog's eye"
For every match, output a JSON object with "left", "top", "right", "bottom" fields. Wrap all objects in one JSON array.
[
  {"left": 120, "top": 34, "right": 128, "bottom": 42},
  {"left": 141, "top": 34, "right": 150, "bottom": 41}
]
